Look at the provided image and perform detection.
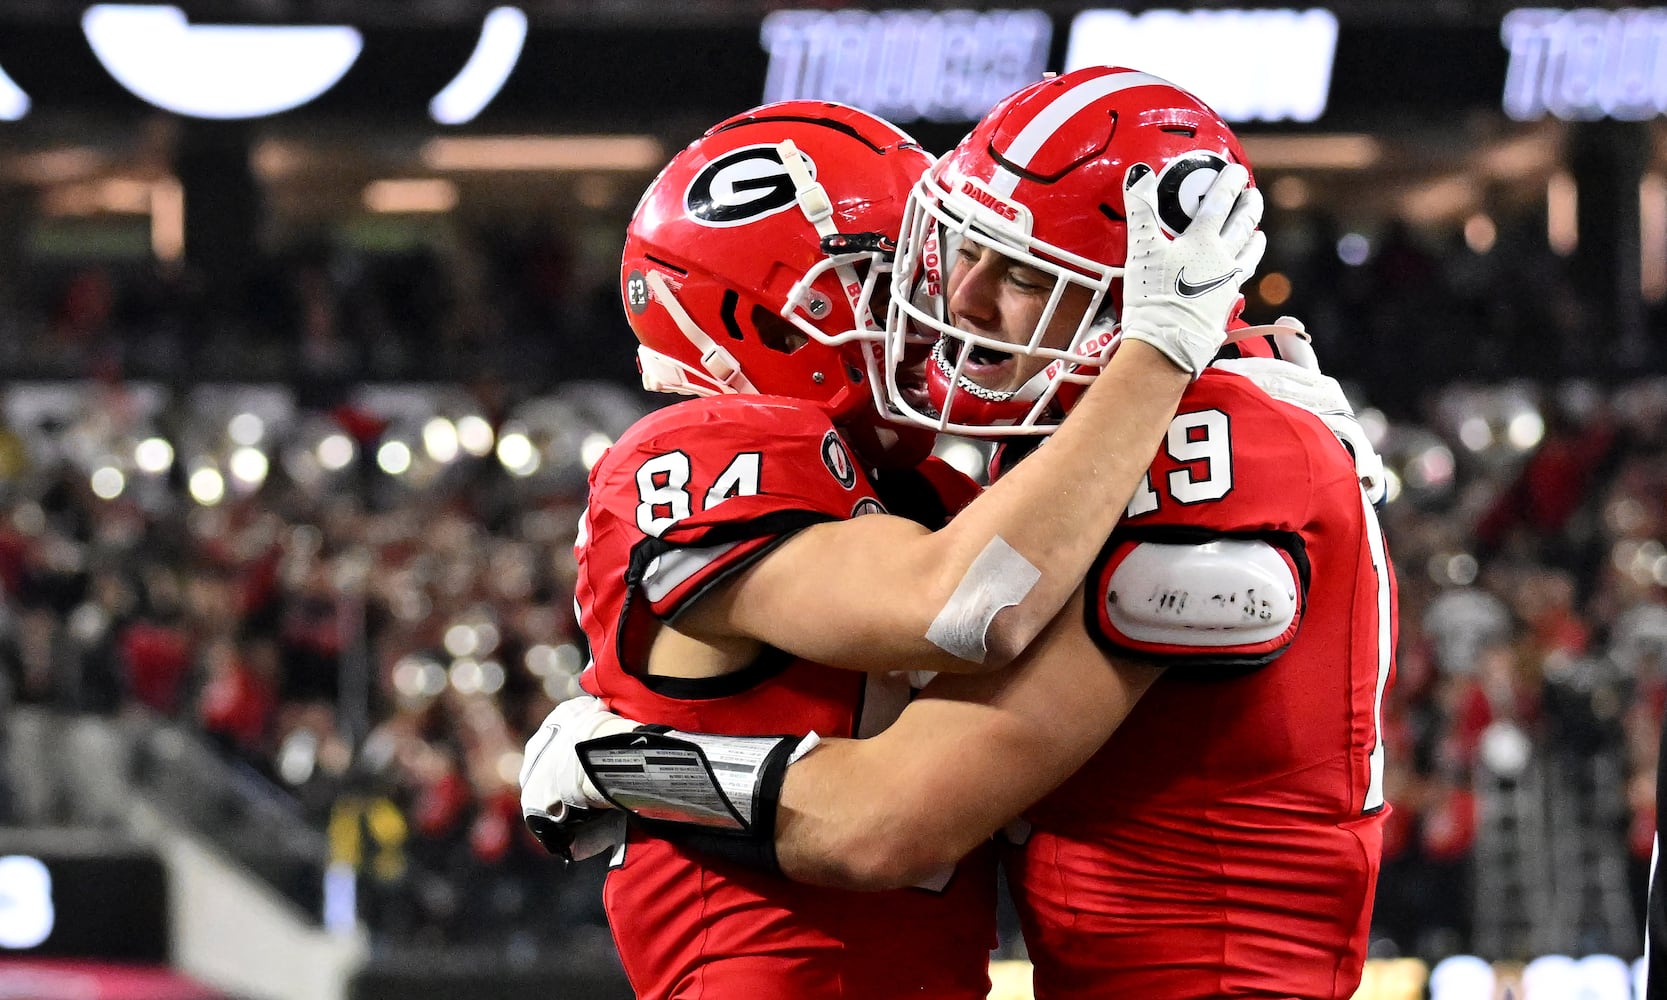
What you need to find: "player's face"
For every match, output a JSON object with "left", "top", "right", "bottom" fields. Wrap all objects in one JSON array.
[{"left": 943, "top": 242, "right": 1094, "bottom": 394}]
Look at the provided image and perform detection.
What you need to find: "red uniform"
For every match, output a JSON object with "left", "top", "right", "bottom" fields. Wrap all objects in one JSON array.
[
  {"left": 576, "top": 394, "right": 996, "bottom": 1000},
  {"left": 1007, "top": 369, "right": 1398, "bottom": 999}
]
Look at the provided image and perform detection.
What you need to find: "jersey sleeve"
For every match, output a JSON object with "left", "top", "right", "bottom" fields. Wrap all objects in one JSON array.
[
  {"left": 583, "top": 396, "right": 885, "bottom": 622},
  {"left": 1081, "top": 372, "right": 1345, "bottom": 672}
]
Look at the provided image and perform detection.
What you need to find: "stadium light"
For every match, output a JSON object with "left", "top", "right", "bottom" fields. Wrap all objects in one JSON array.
[
  {"left": 363, "top": 179, "right": 458, "bottom": 214},
  {"left": 421, "top": 136, "right": 664, "bottom": 172},
  {"left": 1065, "top": 8, "right": 1338, "bottom": 123},
  {"left": 429, "top": 6, "right": 528, "bottom": 125},
  {"left": 82, "top": 4, "right": 363, "bottom": 120}
]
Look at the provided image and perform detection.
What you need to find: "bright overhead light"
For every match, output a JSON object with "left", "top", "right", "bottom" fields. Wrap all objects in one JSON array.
[
  {"left": 90, "top": 467, "right": 125, "bottom": 501},
  {"left": 1400, "top": 175, "right": 1477, "bottom": 224},
  {"left": 377, "top": 441, "right": 413, "bottom": 476},
  {"left": 456, "top": 415, "right": 494, "bottom": 456},
  {"left": 422, "top": 135, "right": 665, "bottom": 172},
  {"left": 423, "top": 418, "right": 460, "bottom": 463},
  {"left": 317, "top": 434, "right": 355, "bottom": 471},
  {"left": 134, "top": 437, "right": 174, "bottom": 473},
  {"left": 1548, "top": 170, "right": 1578, "bottom": 255},
  {"left": 1065, "top": 9, "right": 1337, "bottom": 123},
  {"left": 430, "top": 6, "right": 528, "bottom": 125},
  {"left": 6, "top": 149, "right": 104, "bottom": 185},
  {"left": 229, "top": 447, "right": 269, "bottom": 486},
  {"left": 1642, "top": 173, "right": 1667, "bottom": 303},
  {"left": 1239, "top": 134, "right": 1380, "bottom": 170},
  {"left": 81, "top": 4, "right": 362, "bottom": 120},
  {"left": 364, "top": 178, "right": 458, "bottom": 214},
  {"left": 151, "top": 178, "right": 184, "bottom": 262},
  {"left": 0, "top": 63, "right": 29, "bottom": 120},
  {"left": 98, "top": 178, "right": 153, "bottom": 213},
  {"left": 188, "top": 467, "right": 226, "bottom": 506},
  {"left": 1480, "top": 131, "right": 1557, "bottom": 180}
]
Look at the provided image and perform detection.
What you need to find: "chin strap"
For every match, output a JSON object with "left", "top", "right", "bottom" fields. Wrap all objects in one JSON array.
[
  {"left": 778, "top": 139, "right": 872, "bottom": 330},
  {"left": 644, "top": 269, "right": 757, "bottom": 394}
]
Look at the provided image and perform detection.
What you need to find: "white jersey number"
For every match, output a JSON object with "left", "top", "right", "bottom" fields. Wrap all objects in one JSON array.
[
  {"left": 634, "top": 451, "right": 763, "bottom": 537},
  {"left": 1125, "top": 408, "right": 1234, "bottom": 517}
]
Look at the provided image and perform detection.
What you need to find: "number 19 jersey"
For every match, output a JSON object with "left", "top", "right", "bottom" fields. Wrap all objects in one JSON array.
[{"left": 1009, "top": 370, "right": 1398, "bottom": 1000}]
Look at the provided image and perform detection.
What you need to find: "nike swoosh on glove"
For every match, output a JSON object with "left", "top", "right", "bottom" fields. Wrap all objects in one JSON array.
[
  {"left": 520, "top": 695, "right": 640, "bottom": 821},
  {"left": 1117, "top": 161, "right": 1267, "bottom": 375}
]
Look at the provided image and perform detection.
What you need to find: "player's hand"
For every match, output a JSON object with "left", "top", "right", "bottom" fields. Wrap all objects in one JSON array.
[
  {"left": 1118, "top": 161, "right": 1266, "bottom": 375},
  {"left": 524, "top": 806, "right": 628, "bottom": 864},
  {"left": 520, "top": 695, "right": 640, "bottom": 821},
  {"left": 1215, "top": 316, "right": 1388, "bottom": 506}
]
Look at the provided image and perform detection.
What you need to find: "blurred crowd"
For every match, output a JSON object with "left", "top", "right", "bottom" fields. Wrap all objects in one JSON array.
[
  {"left": 0, "top": 210, "right": 1664, "bottom": 965},
  {"left": 1369, "top": 376, "right": 1667, "bottom": 960},
  {"left": 0, "top": 372, "right": 648, "bottom": 955},
  {"left": 0, "top": 226, "right": 642, "bottom": 398}
]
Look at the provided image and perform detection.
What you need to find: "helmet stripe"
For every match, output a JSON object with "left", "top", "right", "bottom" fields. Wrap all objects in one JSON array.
[{"left": 989, "top": 70, "right": 1168, "bottom": 197}]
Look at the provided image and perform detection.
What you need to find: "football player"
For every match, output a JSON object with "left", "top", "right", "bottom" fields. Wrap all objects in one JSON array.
[
  {"left": 528, "top": 69, "right": 1395, "bottom": 999},
  {"left": 533, "top": 97, "right": 1264, "bottom": 999}
]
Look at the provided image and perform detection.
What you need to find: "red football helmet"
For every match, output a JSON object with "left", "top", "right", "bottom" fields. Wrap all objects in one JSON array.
[
  {"left": 621, "top": 100, "right": 937, "bottom": 458},
  {"left": 881, "top": 66, "right": 1254, "bottom": 435}
]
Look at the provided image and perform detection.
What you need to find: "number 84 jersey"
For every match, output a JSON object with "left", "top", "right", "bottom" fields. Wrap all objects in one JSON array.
[{"left": 574, "top": 393, "right": 995, "bottom": 1000}]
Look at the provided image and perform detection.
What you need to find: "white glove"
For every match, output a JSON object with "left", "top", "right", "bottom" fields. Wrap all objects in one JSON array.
[
  {"left": 519, "top": 695, "right": 641, "bottom": 819},
  {"left": 1118, "top": 161, "right": 1266, "bottom": 375},
  {"left": 1214, "top": 316, "right": 1388, "bottom": 506}
]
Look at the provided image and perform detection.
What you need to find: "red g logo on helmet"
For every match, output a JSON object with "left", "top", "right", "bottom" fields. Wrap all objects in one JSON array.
[{"left": 684, "top": 145, "right": 808, "bottom": 228}]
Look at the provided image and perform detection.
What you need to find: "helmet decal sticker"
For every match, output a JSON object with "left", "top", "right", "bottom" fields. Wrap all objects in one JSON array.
[
  {"left": 1155, "top": 151, "right": 1230, "bottom": 236},
  {"left": 821, "top": 430, "right": 858, "bottom": 489},
  {"left": 684, "top": 144, "right": 811, "bottom": 228},
  {"left": 851, "top": 497, "right": 886, "bottom": 517},
  {"left": 625, "top": 269, "right": 651, "bottom": 315}
]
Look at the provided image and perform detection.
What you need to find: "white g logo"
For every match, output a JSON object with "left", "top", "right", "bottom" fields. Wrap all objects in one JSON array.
[{"left": 684, "top": 145, "right": 812, "bottom": 228}]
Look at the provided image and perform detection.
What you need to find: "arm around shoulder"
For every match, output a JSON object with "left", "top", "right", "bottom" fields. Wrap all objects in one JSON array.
[{"left": 771, "top": 600, "right": 1165, "bottom": 888}]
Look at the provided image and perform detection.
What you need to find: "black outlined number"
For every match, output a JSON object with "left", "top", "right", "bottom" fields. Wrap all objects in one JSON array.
[
  {"left": 1125, "top": 408, "right": 1234, "bottom": 517},
  {"left": 635, "top": 451, "right": 762, "bottom": 536}
]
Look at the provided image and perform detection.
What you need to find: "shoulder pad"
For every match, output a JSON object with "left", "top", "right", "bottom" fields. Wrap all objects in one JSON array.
[{"left": 1087, "top": 533, "right": 1307, "bottom": 670}]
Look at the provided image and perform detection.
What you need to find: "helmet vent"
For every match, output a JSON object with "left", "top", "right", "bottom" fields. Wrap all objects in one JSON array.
[
  {"left": 719, "top": 289, "right": 745, "bottom": 341},
  {"left": 643, "top": 253, "right": 688, "bottom": 276}
]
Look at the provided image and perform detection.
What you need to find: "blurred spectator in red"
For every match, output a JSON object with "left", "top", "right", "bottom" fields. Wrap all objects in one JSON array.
[
  {"left": 121, "top": 618, "right": 192, "bottom": 714},
  {"left": 197, "top": 636, "right": 276, "bottom": 759},
  {"left": 1475, "top": 396, "right": 1620, "bottom": 579}
]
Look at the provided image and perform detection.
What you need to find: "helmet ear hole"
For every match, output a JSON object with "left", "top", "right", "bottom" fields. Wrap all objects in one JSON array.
[{"left": 752, "top": 306, "right": 810, "bottom": 355}]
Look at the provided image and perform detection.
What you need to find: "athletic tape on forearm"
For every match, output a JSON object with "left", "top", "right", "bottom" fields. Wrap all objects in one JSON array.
[
  {"left": 578, "top": 729, "right": 807, "bottom": 875},
  {"left": 925, "top": 535, "right": 1042, "bottom": 663}
]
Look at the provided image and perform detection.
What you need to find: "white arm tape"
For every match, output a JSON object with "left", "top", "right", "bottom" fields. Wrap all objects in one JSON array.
[
  {"left": 1105, "top": 539, "right": 1298, "bottom": 647},
  {"left": 925, "top": 535, "right": 1041, "bottom": 663}
]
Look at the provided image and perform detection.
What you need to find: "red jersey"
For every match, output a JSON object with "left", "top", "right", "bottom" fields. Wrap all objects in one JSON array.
[
  {"left": 1006, "top": 369, "right": 1398, "bottom": 999},
  {"left": 576, "top": 394, "right": 995, "bottom": 1000}
]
